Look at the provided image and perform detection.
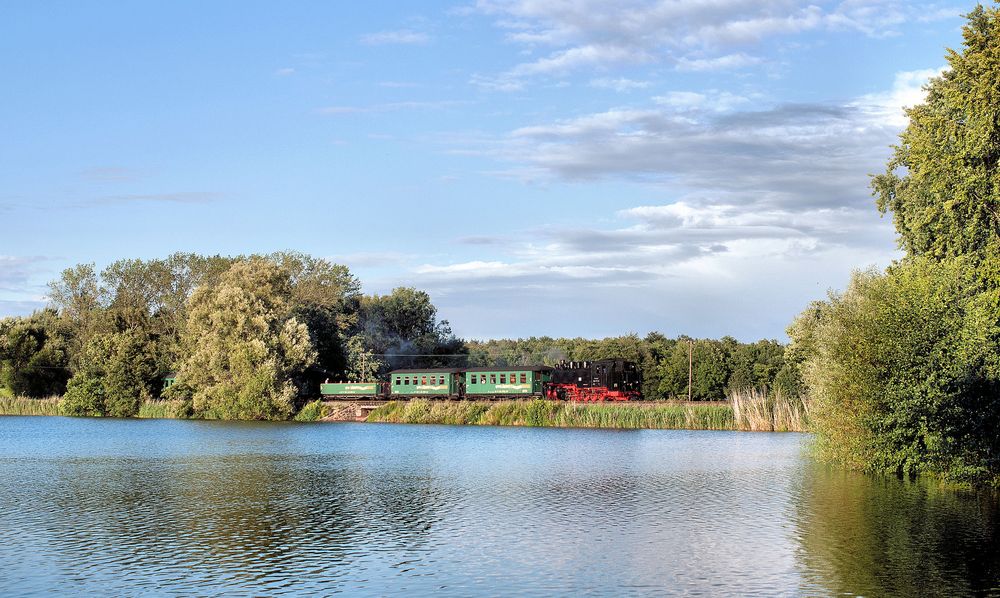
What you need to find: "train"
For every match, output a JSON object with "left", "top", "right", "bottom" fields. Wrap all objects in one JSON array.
[{"left": 321, "top": 359, "right": 643, "bottom": 402}]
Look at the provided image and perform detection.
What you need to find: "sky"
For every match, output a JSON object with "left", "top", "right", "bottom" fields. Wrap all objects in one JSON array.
[{"left": 0, "top": 0, "right": 974, "bottom": 341}]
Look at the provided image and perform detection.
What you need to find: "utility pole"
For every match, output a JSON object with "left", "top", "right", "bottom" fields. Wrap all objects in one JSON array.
[{"left": 688, "top": 339, "right": 693, "bottom": 402}]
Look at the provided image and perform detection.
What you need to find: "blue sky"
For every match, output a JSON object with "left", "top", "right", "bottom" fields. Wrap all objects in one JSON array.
[{"left": 0, "top": 1, "right": 971, "bottom": 340}]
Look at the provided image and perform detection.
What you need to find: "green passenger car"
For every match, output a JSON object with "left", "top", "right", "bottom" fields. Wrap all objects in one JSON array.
[
  {"left": 320, "top": 382, "right": 381, "bottom": 398},
  {"left": 464, "top": 366, "right": 552, "bottom": 398},
  {"left": 389, "top": 368, "right": 463, "bottom": 398}
]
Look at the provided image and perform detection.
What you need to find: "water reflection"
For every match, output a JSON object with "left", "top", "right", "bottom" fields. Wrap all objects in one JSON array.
[
  {"left": 0, "top": 418, "right": 998, "bottom": 596},
  {"left": 794, "top": 465, "right": 1000, "bottom": 596}
]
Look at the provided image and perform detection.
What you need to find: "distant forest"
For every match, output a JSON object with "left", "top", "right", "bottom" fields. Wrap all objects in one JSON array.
[{"left": 0, "top": 251, "right": 796, "bottom": 418}]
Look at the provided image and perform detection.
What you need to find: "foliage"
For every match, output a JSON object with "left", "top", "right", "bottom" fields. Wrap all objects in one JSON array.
[
  {"left": 0, "top": 309, "right": 72, "bottom": 398},
  {"left": 350, "top": 287, "right": 467, "bottom": 377},
  {"left": 792, "top": 7, "right": 1000, "bottom": 487},
  {"left": 796, "top": 261, "right": 1000, "bottom": 485},
  {"left": 61, "top": 328, "right": 158, "bottom": 417},
  {"left": 871, "top": 4, "right": 1000, "bottom": 263},
  {"left": 176, "top": 258, "right": 316, "bottom": 420},
  {"left": 467, "top": 333, "right": 789, "bottom": 401},
  {"left": 136, "top": 399, "right": 190, "bottom": 419},
  {"left": 293, "top": 400, "right": 326, "bottom": 422}
]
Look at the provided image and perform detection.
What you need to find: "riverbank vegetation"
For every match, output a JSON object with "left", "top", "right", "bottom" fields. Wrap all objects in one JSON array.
[
  {"left": 1, "top": 249, "right": 801, "bottom": 420},
  {"left": 0, "top": 396, "right": 62, "bottom": 417},
  {"left": 787, "top": 5, "right": 1000, "bottom": 488},
  {"left": 0, "top": 252, "right": 465, "bottom": 419},
  {"left": 366, "top": 399, "right": 734, "bottom": 429},
  {"left": 364, "top": 395, "right": 808, "bottom": 432}
]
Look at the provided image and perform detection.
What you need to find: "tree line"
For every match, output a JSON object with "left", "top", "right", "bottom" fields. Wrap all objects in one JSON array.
[
  {"left": 466, "top": 335, "right": 797, "bottom": 401},
  {"left": 1, "top": 249, "right": 796, "bottom": 416},
  {"left": 0, "top": 252, "right": 464, "bottom": 419},
  {"left": 785, "top": 5, "right": 1000, "bottom": 487}
]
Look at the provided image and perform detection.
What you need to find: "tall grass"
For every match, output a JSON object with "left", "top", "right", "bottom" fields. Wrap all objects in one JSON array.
[
  {"left": 136, "top": 399, "right": 189, "bottom": 419},
  {"left": 728, "top": 387, "right": 809, "bottom": 432},
  {"left": 0, "top": 396, "right": 63, "bottom": 416},
  {"left": 367, "top": 399, "right": 740, "bottom": 430}
]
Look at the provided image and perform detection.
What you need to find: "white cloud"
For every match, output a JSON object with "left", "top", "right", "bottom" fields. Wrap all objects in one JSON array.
[
  {"left": 471, "top": 0, "right": 959, "bottom": 87},
  {"left": 851, "top": 66, "right": 944, "bottom": 127},
  {"left": 653, "top": 90, "right": 750, "bottom": 112},
  {"left": 675, "top": 53, "right": 762, "bottom": 72},
  {"left": 360, "top": 29, "right": 431, "bottom": 45},
  {"left": 407, "top": 67, "right": 946, "bottom": 338},
  {"left": 0, "top": 256, "right": 48, "bottom": 293},
  {"left": 274, "top": 67, "right": 296, "bottom": 76},
  {"left": 589, "top": 77, "right": 651, "bottom": 92}
]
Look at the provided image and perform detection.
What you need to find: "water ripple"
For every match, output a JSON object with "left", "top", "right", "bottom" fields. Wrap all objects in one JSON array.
[{"left": 0, "top": 418, "right": 996, "bottom": 596}]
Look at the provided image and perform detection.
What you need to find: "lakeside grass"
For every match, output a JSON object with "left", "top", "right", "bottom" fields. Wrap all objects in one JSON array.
[
  {"left": 0, "top": 397, "right": 191, "bottom": 419},
  {"left": 0, "top": 392, "right": 810, "bottom": 431},
  {"left": 0, "top": 396, "right": 63, "bottom": 416},
  {"left": 136, "top": 399, "right": 189, "bottom": 419},
  {"left": 728, "top": 388, "right": 809, "bottom": 432},
  {"left": 366, "top": 399, "right": 741, "bottom": 430}
]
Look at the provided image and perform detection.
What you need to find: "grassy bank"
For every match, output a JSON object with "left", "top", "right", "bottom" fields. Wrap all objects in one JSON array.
[
  {"left": 366, "top": 392, "right": 809, "bottom": 432},
  {"left": 136, "top": 399, "right": 189, "bottom": 419},
  {"left": 0, "top": 396, "right": 191, "bottom": 419},
  {"left": 0, "top": 393, "right": 809, "bottom": 431},
  {"left": 0, "top": 396, "right": 62, "bottom": 416},
  {"left": 728, "top": 388, "right": 809, "bottom": 432},
  {"left": 366, "top": 399, "right": 723, "bottom": 430}
]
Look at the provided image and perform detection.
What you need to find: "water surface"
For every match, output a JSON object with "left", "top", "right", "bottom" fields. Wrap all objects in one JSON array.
[{"left": 0, "top": 417, "right": 997, "bottom": 596}]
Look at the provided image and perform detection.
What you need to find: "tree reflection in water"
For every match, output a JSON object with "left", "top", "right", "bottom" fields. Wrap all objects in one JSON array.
[{"left": 795, "top": 464, "right": 1000, "bottom": 596}]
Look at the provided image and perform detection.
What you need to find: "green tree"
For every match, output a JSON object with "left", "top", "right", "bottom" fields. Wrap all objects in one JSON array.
[
  {"left": 0, "top": 309, "right": 72, "bottom": 397},
  {"left": 175, "top": 258, "right": 316, "bottom": 420},
  {"left": 47, "top": 263, "right": 108, "bottom": 364},
  {"left": 355, "top": 287, "right": 467, "bottom": 372},
  {"left": 871, "top": 4, "right": 1000, "bottom": 264},
  {"left": 793, "top": 5, "right": 1000, "bottom": 487},
  {"left": 61, "top": 328, "right": 158, "bottom": 417},
  {"left": 800, "top": 261, "right": 1000, "bottom": 484}
]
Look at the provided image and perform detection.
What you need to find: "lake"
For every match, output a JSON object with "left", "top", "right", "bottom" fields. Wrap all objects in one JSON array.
[{"left": 0, "top": 417, "right": 997, "bottom": 596}]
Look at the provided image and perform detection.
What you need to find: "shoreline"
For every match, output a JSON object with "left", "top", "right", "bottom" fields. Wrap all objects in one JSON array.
[{"left": 0, "top": 396, "right": 809, "bottom": 432}]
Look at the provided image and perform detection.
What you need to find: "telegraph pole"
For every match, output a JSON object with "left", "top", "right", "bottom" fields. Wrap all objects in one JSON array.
[{"left": 688, "top": 339, "right": 693, "bottom": 402}]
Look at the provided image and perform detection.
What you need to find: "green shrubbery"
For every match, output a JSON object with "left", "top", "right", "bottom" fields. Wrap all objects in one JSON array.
[
  {"left": 793, "top": 6, "right": 1000, "bottom": 487},
  {"left": 793, "top": 260, "right": 1000, "bottom": 485},
  {"left": 293, "top": 400, "right": 326, "bottom": 422},
  {"left": 60, "top": 329, "right": 157, "bottom": 417}
]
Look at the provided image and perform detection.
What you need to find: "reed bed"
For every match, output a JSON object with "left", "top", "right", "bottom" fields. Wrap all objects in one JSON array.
[
  {"left": 136, "top": 399, "right": 189, "bottom": 419},
  {"left": 0, "top": 396, "right": 63, "bottom": 416},
  {"left": 367, "top": 399, "right": 740, "bottom": 430},
  {"left": 728, "top": 387, "right": 809, "bottom": 432}
]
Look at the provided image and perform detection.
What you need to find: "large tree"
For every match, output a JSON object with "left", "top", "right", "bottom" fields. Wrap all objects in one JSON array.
[
  {"left": 61, "top": 328, "right": 158, "bottom": 417},
  {"left": 798, "top": 5, "right": 1000, "bottom": 486},
  {"left": 352, "top": 287, "right": 466, "bottom": 374},
  {"left": 175, "top": 258, "right": 316, "bottom": 420},
  {"left": 871, "top": 4, "right": 1000, "bottom": 264},
  {"left": 0, "top": 309, "right": 72, "bottom": 398}
]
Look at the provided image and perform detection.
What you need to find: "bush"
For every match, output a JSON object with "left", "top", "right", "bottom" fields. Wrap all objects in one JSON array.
[
  {"left": 60, "top": 329, "right": 157, "bottom": 418},
  {"left": 799, "top": 260, "right": 1000, "bottom": 486},
  {"left": 294, "top": 400, "right": 325, "bottom": 422}
]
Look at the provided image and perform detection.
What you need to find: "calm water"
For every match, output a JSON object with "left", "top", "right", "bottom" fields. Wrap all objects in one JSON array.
[{"left": 0, "top": 417, "right": 997, "bottom": 596}]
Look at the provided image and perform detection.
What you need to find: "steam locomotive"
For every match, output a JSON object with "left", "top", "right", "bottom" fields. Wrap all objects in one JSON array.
[{"left": 321, "top": 359, "right": 643, "bottom": 402}]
